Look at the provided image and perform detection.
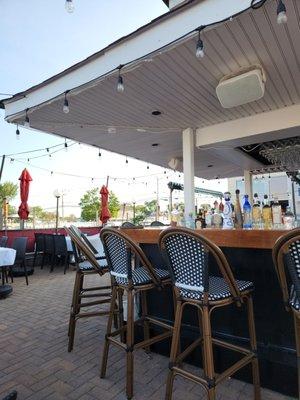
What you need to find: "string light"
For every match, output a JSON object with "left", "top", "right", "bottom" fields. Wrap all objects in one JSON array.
[
  {"left": 46, "top": 148, "right": 49, "bottom": 152},
  {"left": 16, "top": 125, "right": 20, "bottom": 140},
  {"left": 125, "top": 157, "right": 128, "bottom": 164},
  {"left": 98, "top": 149, "right": 102, "bottom": 157},
  {"left": 64, "top": 139, "right": 68, "bottom": 151},
  {"left": 147, "top": 164, "right": 149, "bottom": 170},
  {"left": 63, "top": 91, "right": 70, "bottom": 113},
  {"left": 10, "top": 158, "right": 14, "bottom": 164},
  {"left": 117, "top": 65, "right": 124, "bottom": 93},
  {"left": 65, "top": 0, "right": 74, "bottom": 13},
  {"left": 24, "top": 109, "right": 30, "bottom": 127},
  {"left": 277, "top": 0, "right": 287, "bottom": 24},
  {"left": 195, "top": 28, "right": 204, "bottom": 59},
  {"left": 164, "top": 170, "right": 166, "bottom": 174}
]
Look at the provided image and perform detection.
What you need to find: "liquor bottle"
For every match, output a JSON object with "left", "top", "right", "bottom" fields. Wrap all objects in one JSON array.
[
  {"left": 243, "top": 195, "right": 252, "bottom": 229},
  {"left": 234, "top": 189, "right": 243, "bottom": 228},
  {"left": 219, "top": 198, "right": 224, "bottom": 213},
  {"left": 252, "top": 193, "right": 261, "bottom": 228},
  {"left": 272, "top": 197, "right": 282, "bottom": 228},
  {"left": 205, "top": 209, "right": 212, "bottom": 227},
  {"left": 223, "top": 192, "right": 234, "bottom": 229},
  {"left": 211, "top": 207, "right": 223, "bottom": 228},
  {"left": 262, "top": 195, "right": 272, "bottom": 229},
  {"left": 283, "top": 206, "right": 295, "bottom": 229}
]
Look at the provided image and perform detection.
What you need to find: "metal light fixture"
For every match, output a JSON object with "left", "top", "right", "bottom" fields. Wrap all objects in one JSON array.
[
  {"left": 63, "top": 91, "right": 70, "bottom": 113},
  {"left": 277, "top": 0, "right": 287, "bottom": 24},
  {"left": 65, "top": 0, "right": 75, "bottom": 13},
  {"left": 24, "top": 109, "right": 30, "bottom": 127},
  {"left": 196, "top": 29, "right": 204, "bottom": 59},
  {"left": 117, "top": 66, "right": 124, "bottom": 93}
]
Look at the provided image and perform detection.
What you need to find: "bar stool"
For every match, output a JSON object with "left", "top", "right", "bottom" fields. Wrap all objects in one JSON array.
[
  {"left": 272, "top": 228, "right": 300, "bottom": 399},
  {"left": 65, "top": 227, "right": 112, "bottom": 352},
  {"left": 100, "top": 227, "right": 173, "bottom": 400},
  {"left": 159, "top": 227, "right": 260, "bottom": 400}
]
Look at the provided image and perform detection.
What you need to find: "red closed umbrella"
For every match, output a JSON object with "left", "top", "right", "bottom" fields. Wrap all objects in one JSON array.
[
  {"left": 18, "top": 168, "right": 32, "bottom": 220},
  {"left": 100, "top": 185, "right": 110, "bottom": 225}
]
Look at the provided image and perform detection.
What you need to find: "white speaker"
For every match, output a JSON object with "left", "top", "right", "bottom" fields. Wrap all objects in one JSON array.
[{"left": 216, "top": 66, "right": 266, "bottom": 108}]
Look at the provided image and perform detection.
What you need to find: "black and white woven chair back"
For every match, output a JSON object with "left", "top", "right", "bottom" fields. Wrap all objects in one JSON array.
[
  {"left": 285, "top": 239, "right": 300, "bottom": 311},
  {"left": 101, "top": 230, "right": 132, "bottom": 282},
  {"left": 162, "top": 231, "right": 209, "bottom": 294}
]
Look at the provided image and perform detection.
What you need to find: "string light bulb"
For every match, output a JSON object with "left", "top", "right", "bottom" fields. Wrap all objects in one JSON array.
[
  {"left": 147, "top": 164, "right": 149, "bottom": 170},
  {"left": 63, "top": 91, "right": 70, "bottom": 113},
  {"left": 196, "top": 29, "right": 204, "bottom": 59},
  {"left": 125, "top": 157, "right": 128, "bottom": 164},
  {"left": 24, "top": 109, "right": 30, "bottom": 127},
  {"left": 65, "top": 0, "right": 74, "bottom": 13},
  {"left": 64, "top": 140, "right": 68, "bottom": 152},
  {"left": 16, "top": 125, "right": 20, "bottom": 140},
  {"left": 277, "top": 0, "right": 287, "bottom": 24},
  {"left": 117, "top": 66, "right": 124, "bottom": 93},
  {"left": 98, "top": 149, "right": 102, "bottom": 157}
]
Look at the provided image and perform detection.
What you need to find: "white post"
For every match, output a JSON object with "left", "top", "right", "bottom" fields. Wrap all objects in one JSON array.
[
  {"left": 182, "top": 128, "right": 195, "bottom": 220},
  {"left": 244, "top": 170, "right": 253, "bottom": 201}
]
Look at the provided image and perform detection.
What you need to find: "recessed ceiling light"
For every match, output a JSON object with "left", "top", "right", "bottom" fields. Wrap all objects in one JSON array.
[
  {"left": 151, "top": 110, "right": 162, "bottom": 116},
  {"left": 151, "top": 143, "right": 159, "bottom": 147},
  {"left": 207, "top": 164, "right": 213, "bottom": 168}
]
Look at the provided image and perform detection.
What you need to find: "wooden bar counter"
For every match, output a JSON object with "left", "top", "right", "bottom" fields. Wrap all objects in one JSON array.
[
  {"left": 121, "top": 227, "right": 297, "bottom": 397},
  {"left": 121, "top": 227, "right": 286, "bottom": 249}
]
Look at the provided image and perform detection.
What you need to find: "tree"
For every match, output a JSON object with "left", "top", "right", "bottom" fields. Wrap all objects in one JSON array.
[
  {"left": 30, "top": 206, "right": 44, "bottom": 220},
  {"left": 132, "top": 199, "right": 157, "bottom": 225},
  {"left": 0, "top": 182, "right": 18, "bottom": 202},
  {"left": 108, "top": 191, "right": 120, "bottom": 218},
  {"left": 0, "top": 181, "right": 18, "bottom": 229},
  {"left": 79, "top": 188, "right": 100, "bottom": 221}
]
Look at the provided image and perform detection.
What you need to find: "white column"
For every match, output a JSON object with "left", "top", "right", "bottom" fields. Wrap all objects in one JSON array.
[
  {"left": 244, "top": 170, "right": 253, "bottom": 200},
  {"left": 182, "top": 128, "right": 195, "bottom": 219}
]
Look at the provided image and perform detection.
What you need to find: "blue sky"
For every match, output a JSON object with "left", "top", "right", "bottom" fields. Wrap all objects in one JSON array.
[{"left": 0, "top": 0, "right": 226, "bottom": 215}]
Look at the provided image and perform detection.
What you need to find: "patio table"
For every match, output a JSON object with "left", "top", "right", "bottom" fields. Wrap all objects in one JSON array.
[{"left": 0, "top": 247, "right": 16, "bottom": 297}]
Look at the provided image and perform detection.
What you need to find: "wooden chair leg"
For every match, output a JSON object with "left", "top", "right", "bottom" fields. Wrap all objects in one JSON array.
[
  {"left": 126, "top": 289, "right": 135, "bottom": 400},
  {"left": 201, "top": 306, "right": 216, "bottom": 400},
  {"left": 68, "top": 272, "right": 83, "bottom": 351},
  {"left": 100, "top": 285, "right": 118, "bottom": 378},
  {"left": 165, "top": 300, "right": 183, "bottom": 400},
  {"left": 246, "top": 296, "right": 261, "bottom": 400},
  {"left": 294, "top": 313, "right": 300, "bottom": 399},
  {"left": 118, "top": 288, "right": 125, "bottom": 343},
  {"left": 141, "top": 290, "right": 150, "bottom": 353}
]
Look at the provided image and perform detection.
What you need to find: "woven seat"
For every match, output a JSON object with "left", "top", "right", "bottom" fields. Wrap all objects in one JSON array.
[
  {"left": 79, "top": 259, "right": 107, "bottom": 271},
  {"left": 159, "top": 227, "right": 260, "bottom": 400},
  {"left": 100, "top": 227, "right": 173, "bottom": 400},
  {"left": 179, "top": 276, "right": 253, "bottom": 301},
  {"left": 114, "top": 266, "right": 169, "bottom": 285},
  {"left": 273, "top": 229, "right": 300, "bottom": 398}
]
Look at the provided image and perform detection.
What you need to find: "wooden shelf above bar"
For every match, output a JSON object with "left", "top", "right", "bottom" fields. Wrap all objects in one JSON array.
[{"left": 121, "top": 228, "right": 288, "bottom": 249}]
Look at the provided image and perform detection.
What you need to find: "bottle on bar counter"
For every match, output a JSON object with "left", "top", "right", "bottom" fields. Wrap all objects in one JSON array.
[
  {"left": 262, "top": 194, "right": 272, "bottom": 229},
  {"left": 252, "top": 193, "right": 262, "bottom": 229},
  {"left": 243, "top": 194, "right": 252, "bottom": 229},
  {"left": 283, "top": 206, "right": 295, "bottom": 229},
  {"left": 234, "top": 189, "right": 243, "bottom": 229},
  {"left": 272, "top": 197, "right": 282, "bottom": 228},
  {"left": 223, "top": 192, "right": 234, "bottom": 229}
]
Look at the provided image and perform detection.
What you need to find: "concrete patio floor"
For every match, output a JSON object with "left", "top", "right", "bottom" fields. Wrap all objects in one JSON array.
[{"left": 0, "top": 268, "right": 295, "bottom": 399}]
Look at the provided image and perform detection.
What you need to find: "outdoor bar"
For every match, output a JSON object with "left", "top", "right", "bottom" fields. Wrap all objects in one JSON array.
[
  {"left": 122, "top": 228, "right": 297, "bottom": 395},
  {"left": 1, "top": 0, "right": 300, "bottom": 399}
]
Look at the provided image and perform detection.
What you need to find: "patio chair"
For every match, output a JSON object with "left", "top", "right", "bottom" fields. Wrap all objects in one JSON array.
[
  {"left": 0, "top": 236, "right": 8, "bottom": 247},
  {"left": 1, "top": 391, "right": 17, "bottom": 400},
  {"left": 159, "top": 227, "right": 260, "bottom": 400},
  {"left": 100, "top": 227, "right": 173, "bottom": 400},
  {"left": 65, "top": 227, "right": 113, "bottom": 352},
  {"left": 11, "top": 237, "right": 29, "bottom": 285},
  {"left": 42, "top": 234, "right": 55, "bottom": 269},
  {"left": 33, "top": 233, "right": 45, "bottom": 268},
  {"left": 121, "top": 221, "right": 142, "bottom": 229},
  {"left": 272, "top": 228, "right": 300, "bottom": 399},
  {"left": 52, "top": 234, "right": 72, "bottom": 274}
]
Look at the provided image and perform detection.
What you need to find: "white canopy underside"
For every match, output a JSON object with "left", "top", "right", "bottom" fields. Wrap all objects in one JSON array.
[{"left": 4, "top": 0, "right": 300, "bottom": 179}]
